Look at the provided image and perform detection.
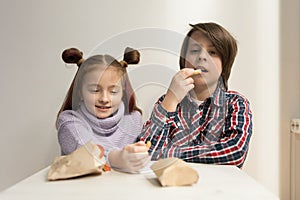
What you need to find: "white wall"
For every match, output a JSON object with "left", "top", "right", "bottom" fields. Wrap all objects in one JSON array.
[
  {"left": 0, "top": 0, "right": 287, "bottom": 198},
  {"left": 280, "top": 0, "right": 300, "bottom": 200}
]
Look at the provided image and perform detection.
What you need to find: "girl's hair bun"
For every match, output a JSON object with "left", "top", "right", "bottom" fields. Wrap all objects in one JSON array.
[
  {"left": 62, "top": 48, "right": 84, "bottom": 67},
  {"left": 123, "top": 47, "right": 140, "bottom": 66}
]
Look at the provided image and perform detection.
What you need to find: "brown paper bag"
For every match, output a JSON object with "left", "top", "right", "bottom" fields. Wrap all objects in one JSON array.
[
  {"left": 47, "top": 142, "right": 106, "bottom": 181},
  {"left": 150, "top": 157, "right": 199, "bottom": 186}
]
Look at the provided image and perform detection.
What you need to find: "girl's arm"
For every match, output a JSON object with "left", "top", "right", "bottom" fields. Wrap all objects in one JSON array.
[{"left": 57, "top": 111, "right": 95, "bottom": 155}]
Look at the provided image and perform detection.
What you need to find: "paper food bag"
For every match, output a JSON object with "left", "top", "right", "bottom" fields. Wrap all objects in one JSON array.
[
  {"left": 47, "top": 142, "right": 106, "bottom": 181},
  {"left": 150, "top": 157, "right": 199, "bottom": 186}
]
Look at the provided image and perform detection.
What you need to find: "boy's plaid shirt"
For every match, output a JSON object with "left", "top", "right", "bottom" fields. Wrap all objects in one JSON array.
[{"left": 138, "top": 86, "right": 252, "bottom": 168}]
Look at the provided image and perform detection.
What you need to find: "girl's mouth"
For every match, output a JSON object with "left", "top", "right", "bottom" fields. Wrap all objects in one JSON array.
[{"left": 95, "top": 105, "right": 111, "bottom": 109}]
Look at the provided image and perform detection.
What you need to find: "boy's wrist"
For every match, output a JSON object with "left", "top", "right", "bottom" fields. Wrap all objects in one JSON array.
[{"left": 161, "top": 92, "right": 179, "bottom": 112}]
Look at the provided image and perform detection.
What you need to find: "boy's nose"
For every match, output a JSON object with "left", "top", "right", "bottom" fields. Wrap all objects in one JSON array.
[{"left": 198, "top": 49, "right": 207, "bottom": 61}]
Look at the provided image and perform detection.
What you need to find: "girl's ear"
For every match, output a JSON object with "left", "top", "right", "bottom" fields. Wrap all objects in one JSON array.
[
  {"left": 75, "top": 88, "right": 83, "bottom": 106},
  {"left": 79, "top": 90, "right": 83, "bottom": 101}
]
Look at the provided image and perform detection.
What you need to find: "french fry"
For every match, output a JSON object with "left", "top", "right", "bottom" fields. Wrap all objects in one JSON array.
[
  {"left": 193, "top": 69, "right": 201, "bottom": 75},
  {"left": 146, "top": 141, "right": 151, "bottom": 148}
]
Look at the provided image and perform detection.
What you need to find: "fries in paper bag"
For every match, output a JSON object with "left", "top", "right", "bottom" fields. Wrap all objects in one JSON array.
[
  {"left": 47, "top": 142, "right": 106, "bottom": 181},
  {"left": 150, "top": 157, "right": 199, "bottom": 186}
]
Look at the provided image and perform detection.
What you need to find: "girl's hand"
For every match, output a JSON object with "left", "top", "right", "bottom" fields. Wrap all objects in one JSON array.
[
  {"left": 124, "top": 141, "right": 149, "bottom": 153},
  {"left": 162, "top": 68, "right": 200, "bottom": 112},
  {"left": 108, "top": 141, "right": 150, "bottom": 173}
]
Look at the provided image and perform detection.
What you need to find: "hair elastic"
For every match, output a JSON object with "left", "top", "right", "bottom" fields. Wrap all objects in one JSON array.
[
  {"left": 77, "top": 58, "right": 85, "bottom": 67},
  {"left": 119, "top": 60, "right": 128, "bottom": 68}
]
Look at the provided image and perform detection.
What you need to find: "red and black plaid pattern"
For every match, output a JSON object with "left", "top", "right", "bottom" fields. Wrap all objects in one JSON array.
[{"left": 138, "top": 86, "right": 252, "bottom": 168}]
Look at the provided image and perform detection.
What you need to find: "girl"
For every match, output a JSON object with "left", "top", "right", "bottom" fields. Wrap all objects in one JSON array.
[
  {"left": 57, "top": 47, "right": 149, "bottom": 172},
  {"left": 138, "top": 22, "right": 253, "bottom": 168}
]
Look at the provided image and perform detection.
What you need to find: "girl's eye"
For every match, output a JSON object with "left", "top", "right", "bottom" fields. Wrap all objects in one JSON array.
[
  {"left": 88, "top": 88, "right": 99, "bottom": 93},
  {"left": 111, "top": 90, "right": 119, "bottom": 94},
  {"left": 190, "top": 49, "right": 201, "bottom": 53}
]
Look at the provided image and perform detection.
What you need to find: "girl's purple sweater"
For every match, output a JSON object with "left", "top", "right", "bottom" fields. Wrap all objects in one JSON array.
[{"left": 57, "top": 102, "right": 143, "bottom": 157}]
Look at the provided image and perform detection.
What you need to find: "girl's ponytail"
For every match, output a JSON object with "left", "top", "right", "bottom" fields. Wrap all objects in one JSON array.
[
  {"left": 120, "top": 47, "right": 142, "bottom": 115},
  {"left": 62, "top": 48, "right": 85, "bottom": 67},
  {"left": 121, "top": 47, "right": 140, "bottom": 68}
]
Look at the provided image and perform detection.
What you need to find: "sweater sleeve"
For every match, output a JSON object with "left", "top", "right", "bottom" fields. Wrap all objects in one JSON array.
[{"left": 57, "top": 110, "right": 94, "bottom": 155}]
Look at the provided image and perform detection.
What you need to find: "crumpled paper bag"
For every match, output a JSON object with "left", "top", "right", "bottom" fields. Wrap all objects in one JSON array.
[
  {"left": 47, "top": 142, "right": 106, "bottom": 181},
  {"left": 150, "top": 157, "right": 199, "bottom": 186}
]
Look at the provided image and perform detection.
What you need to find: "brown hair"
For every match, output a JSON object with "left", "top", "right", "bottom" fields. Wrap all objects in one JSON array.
[
  {"left": 56, "top": 47, "right": 142, "bottom": 127},
  {"left": 179, "top": 22, "right": 238, "bottom": 91}
]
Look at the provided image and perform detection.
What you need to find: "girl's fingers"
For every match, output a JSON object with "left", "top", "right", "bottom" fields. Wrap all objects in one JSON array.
[
  {"left": 124, "top": 144, "right": 148, "bottom": 153},
  {"left": 131, "top": 155, "right": 150, "bottom": 168},
  {"left": 124, "top": 141, "right": 151, "bottom": 153},
  {"left": 134, "top": 141, "right": 147, "bottom": 146}
]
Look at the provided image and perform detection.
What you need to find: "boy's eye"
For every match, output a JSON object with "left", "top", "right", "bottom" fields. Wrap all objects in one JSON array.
[{"left": 209, "top": 50, "right": 220, "bottom": 56}]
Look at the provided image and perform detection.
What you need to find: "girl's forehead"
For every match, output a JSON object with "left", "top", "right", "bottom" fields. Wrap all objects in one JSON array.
[
  {"left": 83, "top": 66, "right": 122, "bottom": 84},
  {"left": 85, "top": 65, "right": 121, "bottom": 76}
]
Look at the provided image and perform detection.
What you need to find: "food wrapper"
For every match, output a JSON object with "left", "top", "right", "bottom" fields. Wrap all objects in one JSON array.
[
  {"left": 150, "top": 157, "right": 199, "bottom": 186},
  {"left": 47, "top": 142, "right": 106, "bottom": 181}
]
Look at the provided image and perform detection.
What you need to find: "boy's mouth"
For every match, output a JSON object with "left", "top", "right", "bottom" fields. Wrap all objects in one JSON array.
[{"left": 194, "top": 66, "right": 208, "bottom": 73}]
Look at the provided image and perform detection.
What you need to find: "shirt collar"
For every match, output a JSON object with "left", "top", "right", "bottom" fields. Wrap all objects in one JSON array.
[
  {"left": 211, "top": 85, "right": 226, "bottom": 107},
  {"left": 186, "top": 84, "right": 226, "bottom": 108}
]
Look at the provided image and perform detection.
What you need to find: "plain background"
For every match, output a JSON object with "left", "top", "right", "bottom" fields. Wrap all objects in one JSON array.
[{"left": 0, "top": 0, "right": 299, "bottom": 200}]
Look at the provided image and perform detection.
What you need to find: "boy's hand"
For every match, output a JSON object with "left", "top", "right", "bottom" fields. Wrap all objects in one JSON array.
[{"left": 162, "top": 68, "right": 201, "bottom": 112}]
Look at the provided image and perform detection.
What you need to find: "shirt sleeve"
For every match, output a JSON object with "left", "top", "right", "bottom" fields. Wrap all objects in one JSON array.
[
  {"left": 57, "top": 111, "right": 95, "bottom": 155},
  {"left": 138, "top": 96, "right": 179, "bottom": 159},
  {"left": 139, "top": 94, "right": 253, "bottom": 168}
]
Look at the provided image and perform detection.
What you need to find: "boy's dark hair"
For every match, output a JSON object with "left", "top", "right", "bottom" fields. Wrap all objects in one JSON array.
[{"left": 179, "top": 22, "right": 238, "bottom": 91}]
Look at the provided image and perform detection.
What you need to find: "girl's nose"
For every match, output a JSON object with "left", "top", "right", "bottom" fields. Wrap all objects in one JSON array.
[{"left": 98, "top": 91, "right": 110, "bottom": 103}]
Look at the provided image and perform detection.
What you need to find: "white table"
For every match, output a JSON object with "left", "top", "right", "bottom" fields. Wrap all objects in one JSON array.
[{"left": 0, "top": 163, "right": 279, "bottom": 200}]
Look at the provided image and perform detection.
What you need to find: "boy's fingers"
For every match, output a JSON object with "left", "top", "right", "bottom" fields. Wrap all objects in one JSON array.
[
  {"left": 181, "top": 68, "right": 201, "bottom": 78},
  {"left": 185, "top": 77, "right": 194, "bottom": 86},
  {"left": 193, "top": 69, "right": 202, "bottom": 75}
]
